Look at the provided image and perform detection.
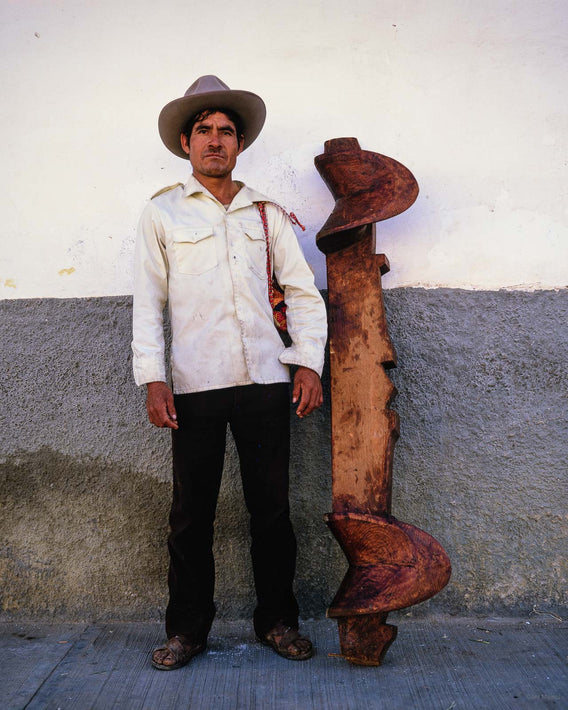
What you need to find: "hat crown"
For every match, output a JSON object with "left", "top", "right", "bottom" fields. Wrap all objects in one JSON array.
[{"left": 184, "top": 75, "right": 231, "bottom": 98}]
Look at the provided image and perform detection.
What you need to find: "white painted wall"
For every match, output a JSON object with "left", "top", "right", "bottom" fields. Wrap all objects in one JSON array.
[{"left": 1, "top": 0, "right": 566, "bottom": 298}]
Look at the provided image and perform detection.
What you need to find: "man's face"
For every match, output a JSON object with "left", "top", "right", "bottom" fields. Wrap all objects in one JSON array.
[{"left": 181, "top": 111, "right": 244, "bottom": 181}]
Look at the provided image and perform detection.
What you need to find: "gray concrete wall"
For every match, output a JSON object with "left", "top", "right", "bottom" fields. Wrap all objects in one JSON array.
[{"left": 1, "top": 290, "right": 566, "bottom": 621}]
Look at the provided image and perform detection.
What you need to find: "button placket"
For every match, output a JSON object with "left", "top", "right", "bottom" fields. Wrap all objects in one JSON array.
[{"left": 227, "top": 218, "right": 256, "bottom": 374}]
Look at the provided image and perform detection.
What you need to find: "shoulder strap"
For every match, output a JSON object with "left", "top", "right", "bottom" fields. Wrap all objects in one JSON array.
[
  {"left": 151, "top": 182, "right": 183, "bottom": 200},
  {"left": 255, "top": 199, "right": 306, "bottom": 231},
  {"left": 257, "top": 202, "right": 274, "bottom": 299},
  {"left": 257, "top": 202, "right": 288, "bottom": 332}
]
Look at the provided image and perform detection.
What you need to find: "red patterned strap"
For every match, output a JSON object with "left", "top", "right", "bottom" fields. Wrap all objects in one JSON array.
[
  {"left": 257, "top": 201, "right": 289, "bottom": 332},
  {"left": 257, "top": 201, "right": 274, "bottom": 301},
  {"left": 288, "top": 211, "right": 306, "bottom": 231}
]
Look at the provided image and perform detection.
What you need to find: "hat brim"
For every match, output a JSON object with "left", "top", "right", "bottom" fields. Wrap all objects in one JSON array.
[{"left": 158, "top": 89, "right": 266, "bottom": 159}]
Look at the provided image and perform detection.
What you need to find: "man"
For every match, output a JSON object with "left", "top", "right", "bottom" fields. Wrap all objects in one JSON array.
[{"left": 132, "top": 75, "right": 327, "bottom": 670}]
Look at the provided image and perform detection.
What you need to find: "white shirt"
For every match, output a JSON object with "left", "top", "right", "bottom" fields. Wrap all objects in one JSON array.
[{"left": 132, "top": 175, "right": 327, "bottom": 394}]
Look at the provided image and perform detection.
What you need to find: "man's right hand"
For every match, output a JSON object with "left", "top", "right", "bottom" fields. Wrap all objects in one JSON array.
[{"left": 146, "top": 381, "right": 179, "bottom": 429}]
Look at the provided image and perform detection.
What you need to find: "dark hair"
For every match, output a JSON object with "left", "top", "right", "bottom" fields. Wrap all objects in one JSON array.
[{"left": 183, "top": 108, "right": 244, "bottom": 145}]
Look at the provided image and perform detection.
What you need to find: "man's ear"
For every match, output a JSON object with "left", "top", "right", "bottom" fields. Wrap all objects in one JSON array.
[
  {"left": 180, "top": 133, "right": 190, "bottom": 154},
  {"left": 237, "top": 135, "right": 245, "bottom": 155}
]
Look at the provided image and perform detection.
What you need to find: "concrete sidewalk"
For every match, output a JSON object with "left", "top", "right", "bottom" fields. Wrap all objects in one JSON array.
[{"left": 2, "top": 616, "right": 566, "bottom": 709}]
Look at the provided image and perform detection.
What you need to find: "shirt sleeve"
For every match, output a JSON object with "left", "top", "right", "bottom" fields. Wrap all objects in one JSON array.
[
  {"left": 268, "top": 205, "right": 328, "bottom": 377},
  {"left": 131, "top": 201, "right": 169, "bottom": 386}
]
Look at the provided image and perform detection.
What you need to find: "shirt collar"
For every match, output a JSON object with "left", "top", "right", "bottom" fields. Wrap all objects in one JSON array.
[{"left": 182, "top": 174, "right": 272, "bottom": 211}]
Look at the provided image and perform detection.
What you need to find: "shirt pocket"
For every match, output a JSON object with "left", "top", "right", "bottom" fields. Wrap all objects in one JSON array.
[
  {"left": 171, "top": 227, "right": 217, "bottom": 275},
  {"left": 243, "top": 225, "right": 268, "bottom": 280}
]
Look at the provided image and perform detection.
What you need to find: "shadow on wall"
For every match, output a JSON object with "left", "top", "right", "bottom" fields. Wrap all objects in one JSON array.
[
  {"left": 0, "top": 433, "right": 340, "bottom": 622},
  {"left": 1, "top": 448, "right": 170, "bottom": 620}
]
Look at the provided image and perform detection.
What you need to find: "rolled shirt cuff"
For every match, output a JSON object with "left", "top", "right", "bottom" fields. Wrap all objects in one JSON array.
[
  {"left": 278, "top": 344, "right": 324, "bottom": 378},
  {"left": 133, "top": 357, "right": 167, "bottom": 387}
]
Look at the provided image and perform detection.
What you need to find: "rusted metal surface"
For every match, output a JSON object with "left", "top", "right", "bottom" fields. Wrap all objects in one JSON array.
[
  {"left": 335, "top": 614, "right": 397, "bottom": 666},
  {"left": 314, "top": 137, "right": 419, "bottom": 255},
  {"left": 326, "top": 514, "right": 452, "bottom": 615},
  {"left": 326, "top": 226, "right": 397, "bottom": 516},
  {"left": 315, "top": 137, "right": 451, "bottom": 666}
]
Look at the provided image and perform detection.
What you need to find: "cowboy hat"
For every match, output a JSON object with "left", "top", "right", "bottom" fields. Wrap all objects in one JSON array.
[{"left": 158, "top": 75, "right": 266, "bottom": 159}]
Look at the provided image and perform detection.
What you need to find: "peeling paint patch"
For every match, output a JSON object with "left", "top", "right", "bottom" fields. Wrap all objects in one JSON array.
[{"left": 58, "top": 267, "right": 76, "bottom": 276}]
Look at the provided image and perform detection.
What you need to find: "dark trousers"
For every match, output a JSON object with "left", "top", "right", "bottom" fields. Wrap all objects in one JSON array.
[{"left": 166, "top": 383, "right": 299, "bottom": 643}]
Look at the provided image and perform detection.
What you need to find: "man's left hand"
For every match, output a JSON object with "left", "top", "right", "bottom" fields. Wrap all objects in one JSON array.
[{"left": 292, "top": 366, "right": 323, "bottom": 418}]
